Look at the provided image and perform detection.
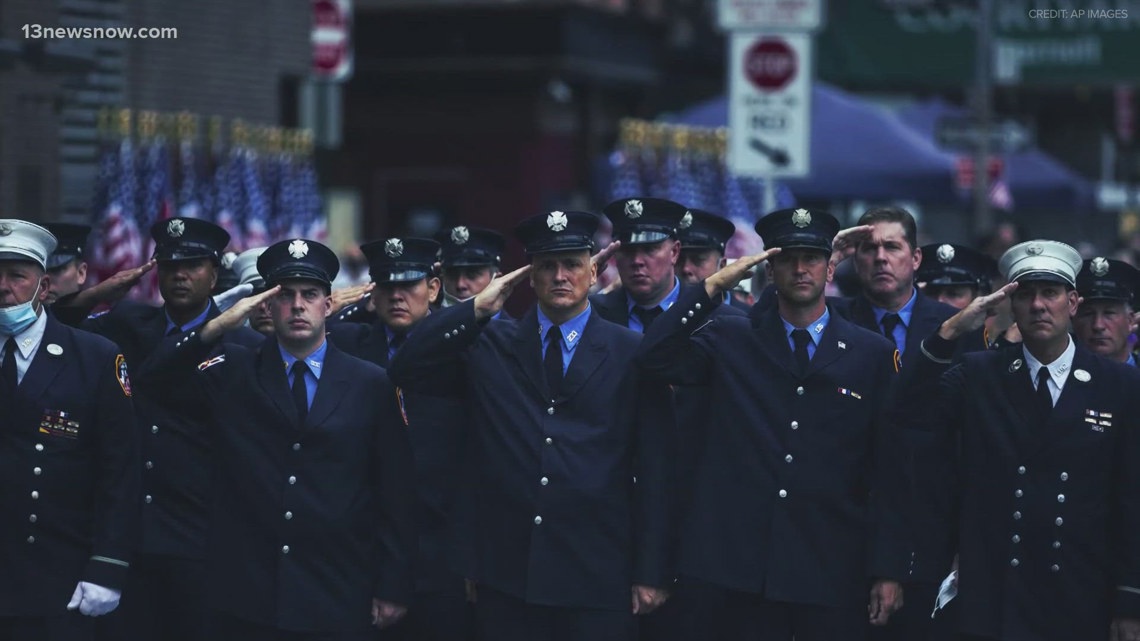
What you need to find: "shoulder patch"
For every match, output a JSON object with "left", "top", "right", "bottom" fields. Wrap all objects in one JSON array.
[
  {"left": 893, "top": 349, "right": 901, "bottom": 373},
  {"left": 115, "top": 354, "right": 131, "bottom": 397},
  {"left": 197, "top": 355, "right": 225, "bottom": 371}
]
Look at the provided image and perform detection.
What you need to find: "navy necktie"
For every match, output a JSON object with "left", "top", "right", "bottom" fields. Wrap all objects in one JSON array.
[
  {"left": 1, "top": 337, "right": 17, "bottom": 398},
  {"left": 632, "top": 307, "right": 663, "bottom": 333},
  {"left": 791, "top": 329, "right": 811, "bottom": 374},
  {"left": 291, "top": 360, "right": 310, "bottom": 422},
  {"left": 1035, "top": 367, "right": 1053, "bottom": 420},
  {"left": 544, "top": 326, "right": 563, "bottom": 398}
]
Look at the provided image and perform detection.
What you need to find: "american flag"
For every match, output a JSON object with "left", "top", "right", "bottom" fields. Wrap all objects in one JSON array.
[
  {"left": 291, "top": 157, "right": 327, "bottom": 241},
  {"left": 137, "top": 140, "right": 174, "bottom": 303},
  {"left": 663, "top": 149, "right": 700, "bottom": 207},
  {"left": 213, "top": 149, "right": 244, "bottom": 251},
  {"left": 265, "top": 154, "right": 289, "bottom": 241},
  {"left": 177, "top": 140, "right": 207, "bottom": 219},
  {"left": 608, "top": 149, "right": 644, "bottom": 200},
  {"left": 240, "top": 149, "right": 271, "bottom": 249},
  {"left": 90, "top": 140, "right": 145, "bottom": 285}
]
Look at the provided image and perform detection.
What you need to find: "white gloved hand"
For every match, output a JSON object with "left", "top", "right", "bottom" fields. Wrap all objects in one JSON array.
[
  {"left": 66, "top": 581, "right": 122, "bottom": 616},
  {"left": 931, "top": 570, "right": 957, "bottom": 618},
  {"left": 213, "top": 283, "right": 255, "bottom": 313}
]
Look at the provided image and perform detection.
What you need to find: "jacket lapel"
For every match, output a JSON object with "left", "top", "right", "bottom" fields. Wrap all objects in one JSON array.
[
  {"left": 751, "top": 305, "right": 798, "bottom": 377},
  {"left": 305, "top": 342, "right": 351, "bottom": 429},
  {"left": 1033, "top": 346, "right": 1097, "bottom": 458},
  {"left": 17, "top": 316, "right": 69, "bottom": 403},
  {"left": 509, "top": 308, "right": 549, "bottom": 400},
  {"left": 591, "top": 290, "right": 631, "bottom": 328},
  {"left": 804, "top": 313, "right": 850, "bottom": 378},
  {"left": 997, "top": 346, "right": 1039, "bottom": 454},
  {"left": 257, "top": 339, "right": 300, "bottom": 427},
  {"left": 558, "top": 312, "right": 609, "bottom": 401}
]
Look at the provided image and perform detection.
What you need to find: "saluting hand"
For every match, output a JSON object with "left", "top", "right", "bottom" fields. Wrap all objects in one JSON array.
[
  {"left": 828, "top": 224, "right": 875, "bottom": 271},
  {"left": 473, "top": 264, "right": 531, "bottom": 321},
  {"left": 704, "top": 247, "right": 781, "bottom": 299},
  {"left": 199, "top": 285, "right": 281, "bottom": 343},
  {"left": 868, "top": 579, "right": 903, "bottom": 626},
  {"left": 631, "top": 585, "right": 669, "bottom": 615},
  {"left": 591, "top": 240, "right": 621, "bottom": 271},
  {"left": 67, "top": 259, "right": 157, "bottom": 309},
  {"left": 327, "top": 282, "right": 374, "bottom": 318},
  {"left": 937, "top": 281, "right": 1018, "bottom": 342}
]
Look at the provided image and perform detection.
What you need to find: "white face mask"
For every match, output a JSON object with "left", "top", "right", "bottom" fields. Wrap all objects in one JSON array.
[{"left": 0, "top": 280, "right": 41, "bottom": 335}]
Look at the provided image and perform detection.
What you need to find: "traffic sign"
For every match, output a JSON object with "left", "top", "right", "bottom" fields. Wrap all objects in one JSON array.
[
  {"left": 936, "top": 118, "right": 1033, "bottom": 153},
  {"left": 718, "top": 0, "right": 825, "bottom": 32},
  {"left": 312, "top": 0, "right": 353, "bottom": 82},
  {"left": 728, "top": 32, "right": 812, "bottom": 178}
]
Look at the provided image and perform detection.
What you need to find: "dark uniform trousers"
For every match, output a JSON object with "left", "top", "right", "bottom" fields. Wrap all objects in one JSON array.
[
  {"left": 635, "top": 288, "right": 909, "bottom": 641},
  {"left": 135, "top": 333, "right": 416, "bottom": 638},
  {"left": 213, "top": 612, "right": 374, "bottom": 641},
  {"left": 387, "top": 301, "right": 676, "bottom": 641},
  {"left": 899, "top": 335, "right": 1140, "bottom": 641},
  {"left": 326, "top": 320, "right": 473, "bottom": 641},
  {"left": 55, "top": 300, "right": 263, "bottom": 641},
  {"left": 0, "top": 316, "right": 140, "bottom": 641}
]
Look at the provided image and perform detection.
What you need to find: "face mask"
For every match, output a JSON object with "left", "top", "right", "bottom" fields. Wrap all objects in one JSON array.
[{"left": 0, "top": 281, "right": 41, "bottom": 336}]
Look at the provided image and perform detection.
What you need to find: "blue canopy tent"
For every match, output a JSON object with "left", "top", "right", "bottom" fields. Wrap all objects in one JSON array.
[
  {"left": 895, "top": 99, "right": 1095, "bottom": 211},
  {"left": 659, "top": 83, "right": 962, "bottom": 203}
]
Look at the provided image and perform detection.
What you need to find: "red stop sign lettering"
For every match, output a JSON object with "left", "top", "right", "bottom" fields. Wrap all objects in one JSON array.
[{"left": 745, "top": 39, "right": 797, "bottom": 92}]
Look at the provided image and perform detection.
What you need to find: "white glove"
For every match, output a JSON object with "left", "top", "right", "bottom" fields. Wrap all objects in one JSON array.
[
  {"left": 213, "top": 283, "right": 255, "bottom": 313},
  {"left": 931, "top": 569, "right": 957, "bottom": 618},
  {"left": 66, "top": 581, "right": 121, "bottom": 616}
]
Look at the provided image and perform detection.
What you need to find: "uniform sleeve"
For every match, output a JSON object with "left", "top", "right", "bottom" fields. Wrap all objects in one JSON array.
[
  {"left": 634, "top": 284, "right": 718, "bottom": 385},
  {"left": 631, "top": 371, "right": 677, "bottom": 589},
  {"left": 371, "top": 374, "right": 418, "bottom": 605},
  {"left": 387, "top": 300, "right": 480, "bottom": 394},
  {"left": 82, "top": 347, "right": 141, "bottom": 591},
  {"left": 1113, "top": 370, "right": 1140, "bottom": 619},
  {"left": 132, "top": 329, "right": 221, "bottom": 394}
]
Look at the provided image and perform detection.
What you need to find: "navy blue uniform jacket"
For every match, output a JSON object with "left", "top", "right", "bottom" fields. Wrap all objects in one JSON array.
[
  {"left": 635, "top": 286, "right": 909, "bottom": 608},
  {"left": 136, "top": 332, "right": 416, "bottom": 633},
  {"left": 387, "top": 299, "right": 676, "bottom": 611},
  {"left": 0, "top": 315, "right": 140, "bottom": 615},
  {"left": 58, "top": 299, "right": 262, "bottom": 558},
  {"left": 900, "top": 336, "right": 1140, "bottom": 641}
]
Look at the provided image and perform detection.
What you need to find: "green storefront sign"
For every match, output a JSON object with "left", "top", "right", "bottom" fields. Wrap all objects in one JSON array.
[{"left": 817, "top": 0, "right": 1140, "bottom": 88}]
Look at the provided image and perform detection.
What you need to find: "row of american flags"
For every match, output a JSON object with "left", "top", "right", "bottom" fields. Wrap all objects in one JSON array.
[
  {"left": 608, "top": 142, "right": 797, "bottom": 259},
  {"left": 90, "top": 139, "right": 327, "bottom": 302}
]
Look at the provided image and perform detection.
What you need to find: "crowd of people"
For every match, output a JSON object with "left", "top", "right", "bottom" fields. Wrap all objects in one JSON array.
[{"left": 1, "top": 198, "right": 1139, "bottom": 641}]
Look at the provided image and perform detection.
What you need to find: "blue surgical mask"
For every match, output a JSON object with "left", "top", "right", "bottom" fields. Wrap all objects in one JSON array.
[{"left": 0, "top": 281, "right": 41, "bottom": 336}]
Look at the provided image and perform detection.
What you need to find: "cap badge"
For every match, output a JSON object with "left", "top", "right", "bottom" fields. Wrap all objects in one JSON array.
[
  {"left": 1091, "top": 257, "right": 1110, "bottom": 277},
  {"left": 679, "top": 211, "right": 693, "bottom": 230},
  {"left": 1074, "top": 369, "right": 1091, "bottom": 382},
  {"left": 0, "top": 223, "right": 11, "bottom": 236},
  {"left": 167, "top": 219, "right": 185, "bottom": 238},
  {"left": 288, "top": 239, "right": 309, "bottom": 259},
  {"left": 937, "top": 244, "right": 956, "bottom": 264},
  {"left": 1026, "top": 243, "right": 1044, "bottom": 256},
  {"left": 385, "top": 238, "right": 404, "bottom": 258},
  {"left": 451, "top": 226, "right": 470, "bottom": 245},
  {"left": 792, "top": 208, "right": 812, "bottom": 229},
  {"left": 547, "top": 210, "right": 568, "bottom": 232},
  {"left": 1009, "top": 358, "right": 1023, "bottom": 373},
  {"left": 624, "top": 199, "right": 643, "bottom": 219}
]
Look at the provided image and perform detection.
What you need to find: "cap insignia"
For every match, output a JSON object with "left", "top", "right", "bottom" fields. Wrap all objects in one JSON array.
[
  {"left": 167, "top": 219, "right": 185, "bottom": 238},
  {"left": 451, "top": 226, "right": 470, "bottom": 245},
  {"left": 937, "top": 244, "right": 955, "bottom": 264},
  {"left": 385, "top": 238, "right": 404, "bottom": 258},
  {"left": 288, "top": 239, "right": 309, "bottom": 259},
  {"left": 1091, "top": 257, "right": 1110, "bottom": 277},
  {"left": 792, "top": 208, "right": 811, "bottom": 229},
  {"left": 624, "top": 199, "right": 643, "bottom": 219},
  {"left": 547, "top": 211, "right": 568, "bottom": 232},
  {"left": 679, "top": 211, "right": 693, "bottom": 230}
]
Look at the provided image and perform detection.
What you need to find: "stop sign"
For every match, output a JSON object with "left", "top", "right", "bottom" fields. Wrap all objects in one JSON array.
[
  {"left": 744, "top": 38, "right": 797, "bottom": 92},
  {"left": 312, "top": 0, "right": 352, "bottom": 80}
]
